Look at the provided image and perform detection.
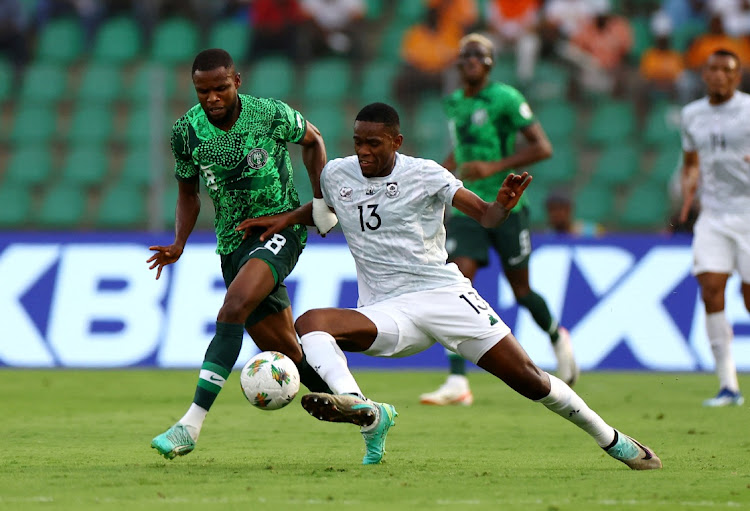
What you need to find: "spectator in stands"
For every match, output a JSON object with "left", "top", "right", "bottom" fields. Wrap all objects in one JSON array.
[
  {"left": 393, "top": 7, "right": 462, "bottom": 111},
  {"left": 484, "top": 0, "right": 542, "bottom": 83},
  {"left": 560, "top": 0, "right": 633, "bottom": 98},
  {"left": 709, "top": 0, "right": 750, "bottom": 38},
  {"left": 545, "top": 188, "right": 603, "bottom": 237},
  {"left": 298, "top": 0, "right": 367, "bottom": 60},
  {"left": 130, "top": 0, "right": 237, "bottom": 46},
  {"left": 678, "top": 11, "right": 750, "bottom": 103},
  {"left": 33, "top": 0, "right": 105, "bottom": 46},
  {"left": 0, "top": 0, "right": 29, "bottom": 80},
  {"left": 663, "top": 0, "right": 706, "bottom": 28},
  {"left": 247, "top": 0, "right": 309, "bottom": 63},
  {"left": 636, "top": 11, "right": 685, "bottom": 112},
  {"left": 431, "top": 0, "right": 480, "bottom": 35},
  {"left": 540, "top": 0, "right": 595, "bottom": 46}
]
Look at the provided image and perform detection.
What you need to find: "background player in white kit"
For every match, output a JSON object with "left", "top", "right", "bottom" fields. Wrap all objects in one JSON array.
[
  {"left": 238, "top": 102, "right": 661, "bottom": 470},
  {"left": 680, "top": 49, "right": 750, "bottom": 407}
]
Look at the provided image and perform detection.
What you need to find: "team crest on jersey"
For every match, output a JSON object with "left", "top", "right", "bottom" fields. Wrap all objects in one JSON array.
[
  {"left": 339, "top": 187, "right": 353, "bottom": 201},
  {"left": 471, "top": 109, "right": 488, "bottom": 126},
  {"left": 385, "top": 182, "right": 399, "bottom": 198},
  {"left": 366, "top": 185, "right": 378, "bottom": 196},
  {"left": 247, "top": 148, "right": 269, "bottom": 169}
]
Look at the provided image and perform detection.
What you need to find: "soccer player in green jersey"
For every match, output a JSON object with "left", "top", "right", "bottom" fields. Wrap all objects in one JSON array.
[
  {"left": 420, "top": 33, "right": 579, "bottom": 406},
  {"left": 148, "top": 48, "right": 334, "bottom": 459}
]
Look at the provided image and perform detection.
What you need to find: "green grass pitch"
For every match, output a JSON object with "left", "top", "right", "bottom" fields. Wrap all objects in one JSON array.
[{"left": 1, "top": 369, "right": 749, "bottom": 510}]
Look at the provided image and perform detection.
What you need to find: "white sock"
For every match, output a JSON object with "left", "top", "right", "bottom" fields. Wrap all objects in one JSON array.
[
  {"left": 536, "top": 373, "right": 615, "bottom": 448},
  {"left": 706, "top": 311, "right": 739, "bottom": 392},
  {"left": 300, "top": 331, "right": 364, "bottom": 396},
  {"left": 179, "top": 403, "right": 208, "bottom": 441}
]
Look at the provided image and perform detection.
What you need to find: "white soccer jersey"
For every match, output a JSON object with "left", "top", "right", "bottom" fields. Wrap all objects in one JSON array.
[
  {"left": 681, "top": 91, "right": 750, "bottom": 213},
  {"left": 320, "top": 153, "right": 467, "bottom": 306}
]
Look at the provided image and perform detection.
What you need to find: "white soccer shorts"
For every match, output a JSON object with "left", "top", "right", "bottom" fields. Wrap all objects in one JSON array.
[
  {"left": 355, "top": 281, "right": 511, "bottom": 364},
  {"left": 692, "top": 210, "right": 750, "bottom": 281}
]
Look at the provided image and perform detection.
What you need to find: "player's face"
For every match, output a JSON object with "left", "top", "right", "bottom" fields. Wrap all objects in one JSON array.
[
  {"left": 457, "top": 42, "right": 491, "bottom": 85},
  {"left": 192, "top": 66, "right": 241, "bottom": 127},
  {"left": 703, "top": 54, "right": 741, "bottom": 102},
  {"left": 353, "top": 121, "right": 403, "bottom": 178}
]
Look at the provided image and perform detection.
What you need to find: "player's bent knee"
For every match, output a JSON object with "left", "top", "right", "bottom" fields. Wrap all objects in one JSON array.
[{"left": 295, "top": 310, "right": 329, "bottom": 336}]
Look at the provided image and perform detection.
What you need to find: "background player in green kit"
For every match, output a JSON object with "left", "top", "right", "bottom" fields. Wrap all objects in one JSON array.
[
  {"left": 148, "top": 48, "right": 333, "bottom": 459},
  {"left": 419, "top": 33, "right": 579, "bottom": 406}
]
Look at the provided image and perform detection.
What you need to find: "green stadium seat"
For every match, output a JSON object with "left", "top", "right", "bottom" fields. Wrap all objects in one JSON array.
[
  {"left": 11, "top": 106, "right": 58, "bottom": 143},
  {"left": 61, "top": 145, "right": 109, "bottom": 187},
  {"left": 304, "top": 103, "right": 349, "bottom": 156},
  {"left": 160, "top": 186, "right": 178, "bottom": 227},
  {"left": 395, "top": 1, "right": 427, "bottom": 24},
  {"left": 127, "top": 63, "right": 178, "bottom": 102},
  {"left": 673, "top": 19, "right": 706, "bottom": 52},
  {"left": 67, "top": 104, "right": 114, "bottom": 144},
  {"left": 208, "top": 20, "right": 249, "bottom": 63},
  {"left": 292, "top": 157, "right": 314, "bottom": 204},
  {"left": 302, "top": 58, "right": 352, "bottom": 102},
  {"left": 36, "top": 183, "right": 88, "bottom": 228},
  {"left": 650, "top": 145, "right": 681, "bottom": 184},
  {"left": 530, "top": 146, "right": 577, "bottom": 186},
  {"left": 122, "top": 106, "right": 172, "bottom": 145},
  {"left": 535, "top": 101, "right": 577, "bottom": 142},
  {"left": 76, "top": 64, "right": 124, "bottom": 103},
  {"left": 527, "top": 60, "right": 570, "bottom": 103},
  {"left": 4, "top": 144, "right": 54, "bottom": 185},
  {"left": 92, "top": 17, "right": 142, "bottom": 63},
  {"left": 96, "top": 182, "right": 147, "bottom": 228},
  {"left": 643, "top": 102, "right": 681, "bottom": 147},
  {"left": 585, "top": 100, "right": 636, "bottom": 146},
  {"left": 120, "top": 147, "right": 154, "bottom": 185},
  {"left": 590, "top": 146, "right": 640, "bottom": 186},
  {"left": 526, "top": 182, "right": 551, "bottom": 227},
  {"left": 19, "top": 63, "right": 68, "bottom": 104},
  {"left": 35, "top": 18, "right": 83, "bottom": 63},
  {"left": 414, "top": 95, "right": 450, "bottom": 161},
  {"left": 629, "top": 16, "right": 652, "bottom": 62},
  {"left": 575, "top": 183, "right": 615, "bottom": 224},
  {"left": 151, "top": 18, "right": 199, "bottom": 64},
  {"left": 490, "top": 55, "right": 519, "bottom": 87},
  {"left": 244, "top": 57, "right": 295, "bottom": 99},
  {"left": 364, "top": 0, "right": 384, "bottom": 18},
  {"left": 378, "top": 24, "right": 407, "bottom": 60},
  {"left": 618, "top": 183, "right": 669, "bottom": 229},
  {"left": 359, "top": 60, "right": 399, "bottom": 104},
  {"left": 0, "top": 59, "right": 12, "bottom": 101},
  {"left": 0, "top": 183, "right": 33, "bottom": 228}
]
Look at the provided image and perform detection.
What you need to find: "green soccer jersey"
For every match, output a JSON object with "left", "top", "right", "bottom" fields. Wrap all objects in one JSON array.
[
  {"left": 171, "top": 94, "right": 308, "bottom": 254},
  {"left": 443, "top": 81, "right": 535, "bottom": 216}
]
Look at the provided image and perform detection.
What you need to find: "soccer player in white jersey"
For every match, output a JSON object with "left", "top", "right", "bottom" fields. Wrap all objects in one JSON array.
[
  {"left": 237, "top": 102, "right": 662, "bottom": 469},
  {"left": 680, "top": 49, "right": 750, "bottom": 407}
]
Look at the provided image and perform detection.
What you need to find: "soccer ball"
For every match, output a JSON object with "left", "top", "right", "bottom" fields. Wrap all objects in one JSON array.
[{"left": 239, "top": 351, "right": 300, "bottom": 410}]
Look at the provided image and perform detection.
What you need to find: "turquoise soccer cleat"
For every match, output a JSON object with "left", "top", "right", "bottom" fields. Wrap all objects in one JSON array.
[
  {"left": 361, "top": 402, "right": 398, "bottom": 465},
  {"left": 150, "top": 423, "right": 196, "bottom": 460},
  {"left": 604, "top": 430, "right": 662, "bottom": 470}
]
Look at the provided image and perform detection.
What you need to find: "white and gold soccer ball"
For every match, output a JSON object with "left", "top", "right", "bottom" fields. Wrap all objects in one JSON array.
[{"left": 240, "top": 351, "right": 300, "bottom": 410}]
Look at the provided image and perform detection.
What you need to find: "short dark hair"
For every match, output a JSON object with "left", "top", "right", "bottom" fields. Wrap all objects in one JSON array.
[
  {"left": 192, "top": 48, "right": 235, "bottom": 74},
  {"left": 355, "top": 103, "right": 400, "bottom": 134},
  {"left": 711, "top": 48, "right": 741, "bottom": 67}
]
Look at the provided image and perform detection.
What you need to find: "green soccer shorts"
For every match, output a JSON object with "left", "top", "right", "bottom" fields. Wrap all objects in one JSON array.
[
  {"left": 220, "top": 225, "right": 306, "bottom": 328},
  {"left": 446, "top": 207, "right": 532, "bottom": 271}
]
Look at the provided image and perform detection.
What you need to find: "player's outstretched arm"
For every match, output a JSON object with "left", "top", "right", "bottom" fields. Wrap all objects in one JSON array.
[
  {"left": 298, "top": 120, "right": 338, "bottom": 235},
  {"left": 236, "top": 202, "right": 315, "bottom": 242},
  {"left": 147, "top": 178, "right": 200, "bottom": 280},
  {"left": 452, "top": 172, "right": 532, "bottom": 228}
]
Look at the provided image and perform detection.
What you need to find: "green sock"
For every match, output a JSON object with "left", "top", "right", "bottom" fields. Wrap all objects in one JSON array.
[
  {"left": 516, "top": 291, "right": 560, "bottom": 343},
  {"left": 193, "top": 322, "right": 244, "bottom": 411},
  {"left": 448, "top": 353, "right": 466, "bottom": 375},
  {"left": 297, "top": 355, "right": 333, "bottom": 393}
]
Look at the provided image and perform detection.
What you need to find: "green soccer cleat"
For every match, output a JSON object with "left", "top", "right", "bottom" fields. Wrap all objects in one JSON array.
[
  {"left": 361, "top": 403, "right": 398, "bottom": 465},
  {"left": 150, "top": 423, "right": 196, "bottom": 460},
  {"left": 604, "top": 430, "right": 662, "bottom": 470}
]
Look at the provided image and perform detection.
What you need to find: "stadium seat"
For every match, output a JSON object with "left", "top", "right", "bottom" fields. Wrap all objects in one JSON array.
[
  {"left": 590, "top": 145, "right": 640, "bottom": 186},
  {"left": 302, "top": 58, "right": 352, "bottom": 103},
  {"left": 535, "top": 101, "right": 577, "bottom": 142},
  {"left": 19, "top": 62, "right": 68, "bottom": 104},
  {"left": 643, "top": 102, "right": 681, "bottom": 147},
  {"left": 414, "top": 95, "right": 450, "bottom": 161},
  {"left": 672, "top": 19, "right": 707, "bottom": 52},
  {"left": 36, "top": 183, "right": 88, "bottom": 228},
  {"left": 585, "top": 100, "right": 636, "bottom": 146},
  {"left": 127, "top": 63, "right": 179, "bottom": 103},
  {"left": 490, "top": 55, "right": 519, "bottom": 88},
  {"left": 208, "top": 20, "right": 250, "bottom": 63},
  {"left": 358, "top": 60, "right": 399, "bottom": 105},
  {"left": 629, "top": 16, "right": 652, "bottom": 62},
  {"left": 60, "top": 145, "right": 110, "bottom": 187},
  {"left": 0, "top": 183, "right": 33, "bottom": 228},
  {"left": 121, "top": 106, "right": 172, "bottom": 146},
  {"left": 120, "top": 147, "right": 154, "bottom": 186},
  {"left": 304, "top": 103, "right": 349, "bottom": 156},
  {"left": 618, "top": 183, "right": 669, "bottom": 229},
  {"left": 76, "top": 64, "right": 124, "bottom": 103},
  {"left": 35, "top": 18, "right": 83, "bottom": 63},
  {"left": 67, "top": 104, "right": 114, "bottom": 144},
  {"left": 151, "top": 18, "right": 199, "bottom": 64},
  {"left": 292, "top": 157, "right": 314, "bottom": 204},
  {"left": 650, "top": 145, "right": 681, "bottom": 184},
  {"left": 526, "top": 182, "right": 552, "bottom": 227},
  {"left": 575, "top": 183, "right": 615, "bottom": 224},
  {"left": 160, "top": 186, "right": 178, "bottom": 227},
  {"left": 527, "top": 60, "right": 570, "bottom": 104},
  {"left": 244, "top": 57, "right": 295, "bottom": 100},
  {"left": 364, "top": 0, "right": 384, "bottom": 18},
  {"left": 91, "top": 17, "right": 142, "bottom": 63},
  {"left": 96, "top": 182, "right": 147, "bottom": 228},
  {"left": 0, "top": 59, "right": 12, "bottom": 101},
  {"left": 4, "top": 144, "right": 54, "bottom": 186},
  {"left": 10, "top": 106, "right": 58, "bottom": 143},
  {"left": 378, "top": 23, "right": 407, "bottom": 60},
  {"left": 395, "top": 1, "right": 427, "bottom": 24},
  {"left": 530, "top": 145, "right": 577, "bottom": 186}
]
